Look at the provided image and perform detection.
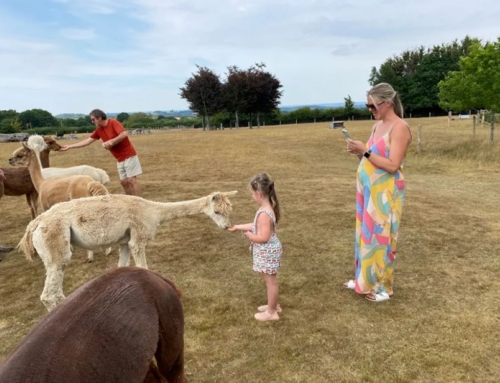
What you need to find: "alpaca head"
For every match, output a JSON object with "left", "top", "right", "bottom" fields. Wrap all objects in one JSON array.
[
  {"left": 27, "top": 135, "right": 48, "bottom": 153},
  {"left": 9, "top": 143, "right": 36, "bottom": 166},
  {"left": 43, "top": 136, "right": 62, "bottom": 152},
  {"left": 205, "top": 191, "right": 237, "bottom": 229}
]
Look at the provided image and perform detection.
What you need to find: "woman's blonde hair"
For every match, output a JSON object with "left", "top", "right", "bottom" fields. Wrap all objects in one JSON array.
[{"left": 367, "top": 83, "right": 404, "bottom": 118}]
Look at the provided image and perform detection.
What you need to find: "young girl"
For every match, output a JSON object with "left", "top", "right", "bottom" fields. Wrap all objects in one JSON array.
[{"left": 228, "top": 173, "right": 283, "bottom": 322}]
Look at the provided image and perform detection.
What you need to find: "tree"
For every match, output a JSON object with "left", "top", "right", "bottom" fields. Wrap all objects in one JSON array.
[
  {"left": 180, "top": 65, "right": 223, "bottom": 130},
  {"left": 18, "top": 109, "right": 59, "bottom": 128},
  {"left": 344, "top": 95, "right": 355, "bottom": 118},
  {"left": 117, "top": 112, "right": 130, "bottom": 123},
  {"left": 248, "top": 63, "right": 283, "bottom": 127},
  {"left": 222, "top": 66, "right": 248, "bottom": 128},
  {"left": 0, "top": 117, "right": 22, "bottom": 133},
  {"left": 369, "top": 37, "right": 476, "bottom": 116},
  {"left": 438, "top": 38, "right": 500, "bottom": 142}
]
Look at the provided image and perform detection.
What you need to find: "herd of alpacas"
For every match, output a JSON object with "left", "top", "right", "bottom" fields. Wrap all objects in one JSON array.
[{"left": 0, "top": 135, "right": 238, "bottom": 382}]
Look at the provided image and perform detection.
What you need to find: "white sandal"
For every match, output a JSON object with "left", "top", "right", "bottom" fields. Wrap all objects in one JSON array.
[
  {"left": 365, "top": 292, "right": 391, "bottom": 302},
  {"left": 343, "top": 280, "right": 356, "bottom": 290}
]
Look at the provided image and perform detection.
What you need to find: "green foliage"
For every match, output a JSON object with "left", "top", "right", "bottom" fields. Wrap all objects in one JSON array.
[
  {"left": 116, "top": 112, "right": 130, "bottom": 123},
  {"left": 370, "top": 36, "right": 477, "bottom": 115},
  {"left": 18, "top": 108, "right": 60, "bottom": 128},
  {"left": 0, "top": 117, "right": 22, "bottom": 133},
  {"left": 344, "top": 95, "right": 355, "bottom": 116},
  {"left": 438, "top": 38, "right": 500, "bottom": 113}
]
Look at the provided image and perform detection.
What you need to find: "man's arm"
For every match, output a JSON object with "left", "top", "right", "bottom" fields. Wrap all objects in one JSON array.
[{"left": 60, "top": 137, "right": 97, "bottom": 152}]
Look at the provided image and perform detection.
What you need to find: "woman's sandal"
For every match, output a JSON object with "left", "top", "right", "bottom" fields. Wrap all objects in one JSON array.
[
  {"left": 342, "top": 280, "right": 356, "bottom": 290},
  {"left": 365, "top": 292, "right": 392, "bottom": 302}
]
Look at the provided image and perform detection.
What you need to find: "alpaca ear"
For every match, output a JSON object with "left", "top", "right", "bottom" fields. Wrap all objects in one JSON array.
[
  {"left": 225, "top": 190, "right": 238, "bottom": 197},
  {"left": 22, "top": 142, "right": 29, "bottom": 151},
  {"left": 211, "top": 193, "right": 220, "bottom": 202}
]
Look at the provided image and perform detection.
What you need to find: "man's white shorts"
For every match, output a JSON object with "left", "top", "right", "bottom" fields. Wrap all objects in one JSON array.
[{"left": 117, "top": 155, "right": 142, "bottom": 180}]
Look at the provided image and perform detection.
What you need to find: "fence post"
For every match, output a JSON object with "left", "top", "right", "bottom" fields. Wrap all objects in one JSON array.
[
  {"left": 280, "top": 120, "right": 281, "bottom": 125},
  {"left": 410, "top": 113, "right": 412, "bottom": 119},
  {"left": 490, "top": 114, "right": 495, "bottom": 144},
  {"left": 472, "top": 115, "right": 476, "bottom": 136},
  {"left": 429, "top": 112, "right": 431, "bottom": 118},
  {"left": 296, "top": 119, "right": 298, "bottom": 124},
  {"left": 314, "top": 118, "right": 316, "bottom": 123},
  {"left": 417, "top": 125, "right": 422, "bottom": 154}
]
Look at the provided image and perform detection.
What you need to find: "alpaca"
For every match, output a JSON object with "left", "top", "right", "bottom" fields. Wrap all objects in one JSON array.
[
  {"left": 10, "top": 143, "right": 110, "bottom": 263},
  {"left": 9, "top": 143, "right": 109, "bottom": 212},
  {"left": 18, "top": 190, "right": 237, "bottom": 311},
  {"left": 0, "top": 267, "right": 186, "bottom": 383},
  {"left": 15, "top": 135, "right": 110, "bottom": 185},
  {"left": 0, "top": 136, "right": 61, "bottom": 218}
]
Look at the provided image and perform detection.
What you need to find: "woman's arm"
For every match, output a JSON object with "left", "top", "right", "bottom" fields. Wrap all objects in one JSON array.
[{"left": 347, "top": 122, "right": 411, "bottom": 173}]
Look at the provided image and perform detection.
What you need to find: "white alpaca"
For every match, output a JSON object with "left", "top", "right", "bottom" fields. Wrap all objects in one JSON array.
[
  {"left": 20, "top": 135, "right": 110, "bottom": 185},
  {"left": 17, "top": 191, "right": 237, "bottom": 311}
]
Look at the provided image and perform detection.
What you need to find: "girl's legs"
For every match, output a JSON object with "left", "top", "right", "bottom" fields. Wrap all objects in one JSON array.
[{"left": 262, "top": 273, "right": 279, "bottom": 314}]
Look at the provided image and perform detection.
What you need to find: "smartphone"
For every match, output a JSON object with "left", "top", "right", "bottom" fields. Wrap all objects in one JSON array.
[{"left": 341, "top": 128, "right": 351, "bottom": 140}]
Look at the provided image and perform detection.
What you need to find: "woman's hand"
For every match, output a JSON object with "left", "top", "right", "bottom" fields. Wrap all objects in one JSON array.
[{"left": 346, "top": 139, "right": 366, "bottom": 155}]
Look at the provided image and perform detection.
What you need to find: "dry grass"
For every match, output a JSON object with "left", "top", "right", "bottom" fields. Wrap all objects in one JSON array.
[{"left": 1, "top": 117, "right": 500, "bottom": 382}]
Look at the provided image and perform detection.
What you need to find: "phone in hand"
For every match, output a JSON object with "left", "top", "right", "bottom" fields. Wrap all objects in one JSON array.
[{"left": 341, "top": 128, "right": 351, "bottom": 140}]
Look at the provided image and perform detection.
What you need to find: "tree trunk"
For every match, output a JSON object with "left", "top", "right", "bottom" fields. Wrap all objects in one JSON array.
[
  {"left": 257, "top": 112, "right": 261, "bottom": 128},
  {"left": 249, "top": 113, "right": 253, "bottom": 129},
  {"left": 201, "top": 115, "right": 205, "bottom": 131},
  {"left": 235, "top": 111, "right": 239, "bottom": 128}
]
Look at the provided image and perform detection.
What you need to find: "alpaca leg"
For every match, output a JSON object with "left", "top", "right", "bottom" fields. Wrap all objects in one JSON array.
[
  {"left": 118, "top": 245, "right": 131, "bottom": 267},
  {"left": 41, "top": 264, "right": 67, "bottom": 311},
  {"left": 86, "top": 250, "right": 94, "bottom": 263},
  {"left": 104, "top": 247, "right": 112, "bottom": 255},
  {"left": 129, "top": 243, "right": 148, "bottom": 269}
]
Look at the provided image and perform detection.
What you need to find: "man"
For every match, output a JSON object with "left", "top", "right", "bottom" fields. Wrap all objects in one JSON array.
[
  {"left": 0, "top": 169, "right": 14, "bottom": 255},
  {"left": 60, "top": 109, "right": 142, "bottom": 196}
]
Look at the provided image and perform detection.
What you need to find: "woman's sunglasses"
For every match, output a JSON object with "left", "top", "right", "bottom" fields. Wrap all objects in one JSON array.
[{"left": 365, "top": 101, "right": 385, "bottom": 111}]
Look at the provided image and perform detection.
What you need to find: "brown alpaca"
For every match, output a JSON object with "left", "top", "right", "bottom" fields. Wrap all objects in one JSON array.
[
  {"left": 0, "top": 136, "right": 61, "bottom": 218},
  {"left": 9, "top": 142, "right": 108, "bottom": 212},
  {"left": 0, "top": 267, "right": 186, "bottom": 383}
]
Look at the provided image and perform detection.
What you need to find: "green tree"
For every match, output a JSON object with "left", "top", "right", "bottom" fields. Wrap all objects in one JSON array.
[
  {"left": 344, "top": 95, "right": 355, "bottom": 117},
  {"left": 19, "top": 109, "right": 59, "bottom": 128},
  {"left": 370, "top": 37, "right": 476, "bottom": 116},
  {"left": 117, "top": 112, "right": 130, "bottom": 123},
  {"left": 438, "top": 38, "right": 500, "bottom": 141},
  {"left": 0, "top": 117, "right": 22, "bottom": 133}
]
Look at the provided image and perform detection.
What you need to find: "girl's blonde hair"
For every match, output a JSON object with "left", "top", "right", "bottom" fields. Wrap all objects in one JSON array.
[
  {"left": 249, "top": 173, "right": 280, "bottom": 223},
  {"left": 367, "top": 83, "right": 404, "bottom": 118}
]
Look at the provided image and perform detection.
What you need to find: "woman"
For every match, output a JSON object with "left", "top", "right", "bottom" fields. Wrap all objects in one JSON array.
[{"left": 344, "top": 83, "right": 412, "bottom": 302}]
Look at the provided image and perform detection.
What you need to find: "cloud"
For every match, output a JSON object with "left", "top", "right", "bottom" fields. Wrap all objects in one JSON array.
[{"left": 0, "top": 0, "right": 499, "bottom": 114}]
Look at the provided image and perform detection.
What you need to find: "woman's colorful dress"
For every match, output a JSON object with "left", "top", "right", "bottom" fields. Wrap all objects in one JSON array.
[{"left": 354, "top": 123, "right": 409, "bottom": 295}]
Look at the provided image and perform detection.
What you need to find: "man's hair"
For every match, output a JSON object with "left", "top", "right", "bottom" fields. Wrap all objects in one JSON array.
[{"left": 89, "top": 109, "right": 107, "bottom": 120}]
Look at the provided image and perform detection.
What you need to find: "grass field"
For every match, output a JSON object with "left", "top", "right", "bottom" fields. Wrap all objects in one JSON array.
[{"left": 1, "top": 117, "right": 499, "bottom": 382}]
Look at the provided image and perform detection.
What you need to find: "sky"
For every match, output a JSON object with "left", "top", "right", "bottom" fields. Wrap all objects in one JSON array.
[{"left": 0, "top": 0, "right": 499, "bottom": 115}]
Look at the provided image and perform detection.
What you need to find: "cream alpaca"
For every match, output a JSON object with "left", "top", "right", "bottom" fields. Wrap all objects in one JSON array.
[{"left": 17, "top": 191, "right": 237, "bottom": 311}]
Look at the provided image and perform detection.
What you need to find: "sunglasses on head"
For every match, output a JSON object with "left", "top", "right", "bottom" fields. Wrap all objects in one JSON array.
[{"left": 365, "top": 101, "right": 385, "bottom": 111}]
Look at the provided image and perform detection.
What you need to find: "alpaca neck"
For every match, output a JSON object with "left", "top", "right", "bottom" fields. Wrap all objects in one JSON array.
[
  {"left": 155, "top": 196, "right": 208, "bottom": 222},
  {"left": 39, "top": 148, "right": 50, "bottom": 168},
  {"left": 26, "top": 155, "right": 45, "bottom": 193}
]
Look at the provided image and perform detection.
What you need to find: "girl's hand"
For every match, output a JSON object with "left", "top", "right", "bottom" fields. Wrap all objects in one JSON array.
[
  {"left": 227, "top": 226, "right": 238, "bottom": 232},
  {"left": 244, "top": 231, "right": 252, "bottom": 240},
  {"left": 347, "top": 139, "right": 366, "bottom": 155}
]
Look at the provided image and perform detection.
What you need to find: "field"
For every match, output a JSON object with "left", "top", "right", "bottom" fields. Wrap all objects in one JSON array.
[{"left": 1, "top": 117, "right": 499, "bottom": 382}]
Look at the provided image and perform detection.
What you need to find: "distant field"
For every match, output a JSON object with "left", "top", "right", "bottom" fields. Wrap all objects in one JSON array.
[{"left": 1, "top": 117, "right": 499, "bottom": 382}]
